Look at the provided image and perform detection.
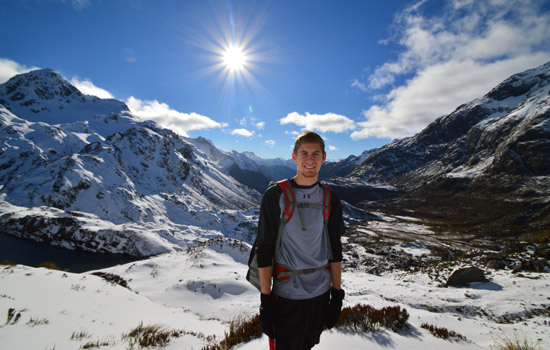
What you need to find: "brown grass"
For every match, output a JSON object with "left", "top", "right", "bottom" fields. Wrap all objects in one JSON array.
[
  {"left": 123, "top": 322, "right": 182, "bottom": 348},
  {"left": 492, "top": 332, "right": 540, "bottom": 350},
  {"left": 337, "top": 304, "right": 409, "bottom": 332},
  {"left": 202, "top": 314, "right": 262, "bottom": 350},
  {"left": 421, "top": 323, "right": 467, "bottom": 341}
]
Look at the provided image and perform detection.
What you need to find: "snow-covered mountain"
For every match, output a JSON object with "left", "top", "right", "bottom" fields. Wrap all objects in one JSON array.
[
  {"left": 319, "top": 149, "right": 375, "bottom": 180},
  {"left": 188, "top": 136, "right": 296, "bottom": 193},
  {"left": 0, "top": 69, "right": 260, "bottom": 257},
  {"left": 351, "top": 61, "right": 550, "bottom": 186},
  {"left": 344, "top": 61, "right": 550, "bottom": 233},
  {"left": 0, "top": 69, "right": 128, "bottom": 125}
]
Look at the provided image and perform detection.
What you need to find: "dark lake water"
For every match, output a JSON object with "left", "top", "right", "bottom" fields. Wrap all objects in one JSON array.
[{"left": 0, "top": 234, "right": 142, "bottom": 273}]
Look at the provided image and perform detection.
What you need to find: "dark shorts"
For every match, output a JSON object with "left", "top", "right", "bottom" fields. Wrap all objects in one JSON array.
[{"left": 273, "top": 290, "right": 330, "bottom": 350}]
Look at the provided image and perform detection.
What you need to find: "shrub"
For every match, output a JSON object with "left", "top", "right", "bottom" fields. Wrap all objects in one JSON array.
[
  {"left": 337, "top": 304, "right": 409, "bottom": 333},
  {"left": 421, "top": 323, "right": 467, "bottom": 341},
  {"left": 91, "top": 272, "right": 131, "bottom": 290},
  {"left": 202, "top": 314, "right": 262, "bottom": 350}
]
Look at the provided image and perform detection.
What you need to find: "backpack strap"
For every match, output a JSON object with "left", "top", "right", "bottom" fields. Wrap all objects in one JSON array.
[
  {"left": 322, "top": 184, "right": 331, "bottom": 223},
  {"left": 274, "top": 262, "right": 330, "bottom": 281},
  {"left": 275, "top": 179, "right": 294, "bottom": 259},
  {"left": 277, "top": 179, "right": 295, "bottom": 224},
  {"left": 322, "top": 184, "right": 334, "bottom": 261}
]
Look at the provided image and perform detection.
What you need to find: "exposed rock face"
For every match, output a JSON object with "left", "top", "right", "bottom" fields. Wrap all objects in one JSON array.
[{"left": 446, "top": 266, "right": 488, "bottom": 287}]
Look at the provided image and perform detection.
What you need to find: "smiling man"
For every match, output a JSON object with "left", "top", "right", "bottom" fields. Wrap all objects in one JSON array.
[{"left": 256, "top": 131, "right": 346, "bottom": 350}]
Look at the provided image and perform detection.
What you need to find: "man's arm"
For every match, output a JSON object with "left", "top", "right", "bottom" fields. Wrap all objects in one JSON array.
[
  {"left": 328, "top": 190, "right": 344, "bottom": 290},
  {"left": 256, "top": 185, "right": 281, "bottom": 267},
  {"left": 329, "top": 261, "right": 342, "bottom": 290},
  {"left": 259, "top": 266, "right": 273, "bottom": 294}
]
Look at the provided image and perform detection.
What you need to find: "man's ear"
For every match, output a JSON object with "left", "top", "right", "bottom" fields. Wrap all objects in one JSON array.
[
  {"left": 292, "top": 152, "right": 297, "bottom": 164},
  {"left": 322, "top": 152, "right": 327, "bottom": 163}
]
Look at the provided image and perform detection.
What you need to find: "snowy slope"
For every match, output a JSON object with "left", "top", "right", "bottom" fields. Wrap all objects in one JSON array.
[
  {"left": 1, "top": 237, "right": 548, "bottom": 350},
  {"left": 351, "top": 61, "right": 550, "bottom": 185},
  {"left": 0, "top": 70, "right": 260, "bottom": 257}
]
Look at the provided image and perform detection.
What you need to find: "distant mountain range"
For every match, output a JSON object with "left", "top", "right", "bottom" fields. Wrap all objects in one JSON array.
[{"left": 1, "top": 61, "right": 548, "bottom": 257}]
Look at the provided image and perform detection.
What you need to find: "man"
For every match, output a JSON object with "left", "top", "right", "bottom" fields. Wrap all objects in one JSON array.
[{"left": 256, "top": 131, "right": 345, "bottom": 350}]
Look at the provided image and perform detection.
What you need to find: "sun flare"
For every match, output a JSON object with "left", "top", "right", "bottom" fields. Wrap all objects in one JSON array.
[{"left": 222, "top": 45, "right": 248, "bottom": 72}]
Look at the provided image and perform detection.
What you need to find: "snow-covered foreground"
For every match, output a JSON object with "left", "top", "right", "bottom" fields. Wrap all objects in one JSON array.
[{"left": 1, "top": 238, "right": 548, "bottom": 350}]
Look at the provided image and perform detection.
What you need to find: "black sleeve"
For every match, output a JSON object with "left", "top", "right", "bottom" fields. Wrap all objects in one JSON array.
[
  {"left": 328, "top": 190, "right": 345, "bottom": 262},
  {"left": 256, "top": 184, "right": 282, "bottom": 268}
]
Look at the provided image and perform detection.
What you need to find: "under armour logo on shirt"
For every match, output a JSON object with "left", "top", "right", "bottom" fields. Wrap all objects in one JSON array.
[{"left": 303, "top": 194, "right": 311, "bottom": 199}]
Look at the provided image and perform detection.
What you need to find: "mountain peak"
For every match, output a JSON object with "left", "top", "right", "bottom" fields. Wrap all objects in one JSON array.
[
  {"left": 485, "top": 60, "right": 550, "bottom": 101},
  {"left": 0, "top": 68, "right": 128, "bottom": 124},
  {"left": 2, "top": 68, "right": 79, "bottom": 102}
]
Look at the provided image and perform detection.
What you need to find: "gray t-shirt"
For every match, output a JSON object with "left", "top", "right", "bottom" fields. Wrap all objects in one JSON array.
[{"left": 273, "top": 183, "right": 331, "bottom": 299}]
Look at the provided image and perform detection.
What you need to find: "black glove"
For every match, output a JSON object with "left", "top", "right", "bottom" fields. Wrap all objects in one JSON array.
[
  {"left": 259, "top": 293, "right": 275, "bottom": 338},
  {"left": 325, "top": 287, "right": 345, "bottom": 329}
]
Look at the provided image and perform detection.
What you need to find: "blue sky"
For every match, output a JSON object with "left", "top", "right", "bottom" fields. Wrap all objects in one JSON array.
[{"left": 1, "top": 0, "right": 549, "bottom": 160}]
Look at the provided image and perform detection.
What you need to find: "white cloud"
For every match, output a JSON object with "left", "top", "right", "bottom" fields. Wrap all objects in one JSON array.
[
  {"left": 230, "top": 128, "right": 255, "bottom": 137},
  {"left": 352, "top": 0, "right": 550, "bottom": 140},
  {"left": 351, "top": 79, "right": 367, "bottom": 92},
  {"left": 256, "top": 121, "right": 266, "bottom": 129},
  {"left": 0, "top": 58, "right": 39, "bottom": 84},
  {"left": 265, "top": 140, "right": 275, "bottom": 148},
  {"left": 328, "top": 145, "right": 339, "bottom": 151},
  {"left": 280, "top": 112, "right": 356, "bottom": 133},
  {"left": 239, "top": 117, "right": 247, "bottom": 126},
  {"left": 126, "top": 96, "right": 221, "bottom": 137},
  {"left": 71, "top": 77, "right": 114, "bottom": 99}
]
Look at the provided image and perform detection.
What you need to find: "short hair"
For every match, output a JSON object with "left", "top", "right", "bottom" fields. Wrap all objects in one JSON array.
[{"left": 293, "top": 131, "right": 326, "bottom": 155}]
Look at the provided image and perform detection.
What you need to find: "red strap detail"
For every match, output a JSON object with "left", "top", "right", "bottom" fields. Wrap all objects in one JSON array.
[
  {"left": 323, "top": 185, "right": 331, "bottom": 221},
  {"left": 269, "top": 337, "right": 275, "bottom": 350},
  {"left": 274, "top": 263, "right": 291, "bottom": 281},
  {"left": 276, "top": 180, "right": 295, "bottom": 222}
]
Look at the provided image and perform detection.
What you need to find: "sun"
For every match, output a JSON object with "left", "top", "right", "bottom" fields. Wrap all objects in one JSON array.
[{"left": 222, "top": 45, "right": 248, "bottom": 72}]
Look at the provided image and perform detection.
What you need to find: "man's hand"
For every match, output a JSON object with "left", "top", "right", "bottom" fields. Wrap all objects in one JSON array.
[
  {"left": 325, "top": 287, "right": 345, "bottom": 329},
  {"left": 259, "top": 293, "right": 275, "bottom": 338}
]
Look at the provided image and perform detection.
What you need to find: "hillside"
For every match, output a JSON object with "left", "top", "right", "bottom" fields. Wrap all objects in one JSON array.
[{"left": 345, "top": 61, "right": 550, "bottom": 240}]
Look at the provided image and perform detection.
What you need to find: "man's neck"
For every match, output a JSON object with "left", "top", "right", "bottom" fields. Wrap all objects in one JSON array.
[{"left": 293, "top": 174, "right": 318, "bottom": 187}]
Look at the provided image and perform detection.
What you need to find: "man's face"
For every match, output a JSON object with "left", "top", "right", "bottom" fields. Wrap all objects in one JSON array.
[{"left": 292, "top": 142, "right": 326, "bottom": 178}]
